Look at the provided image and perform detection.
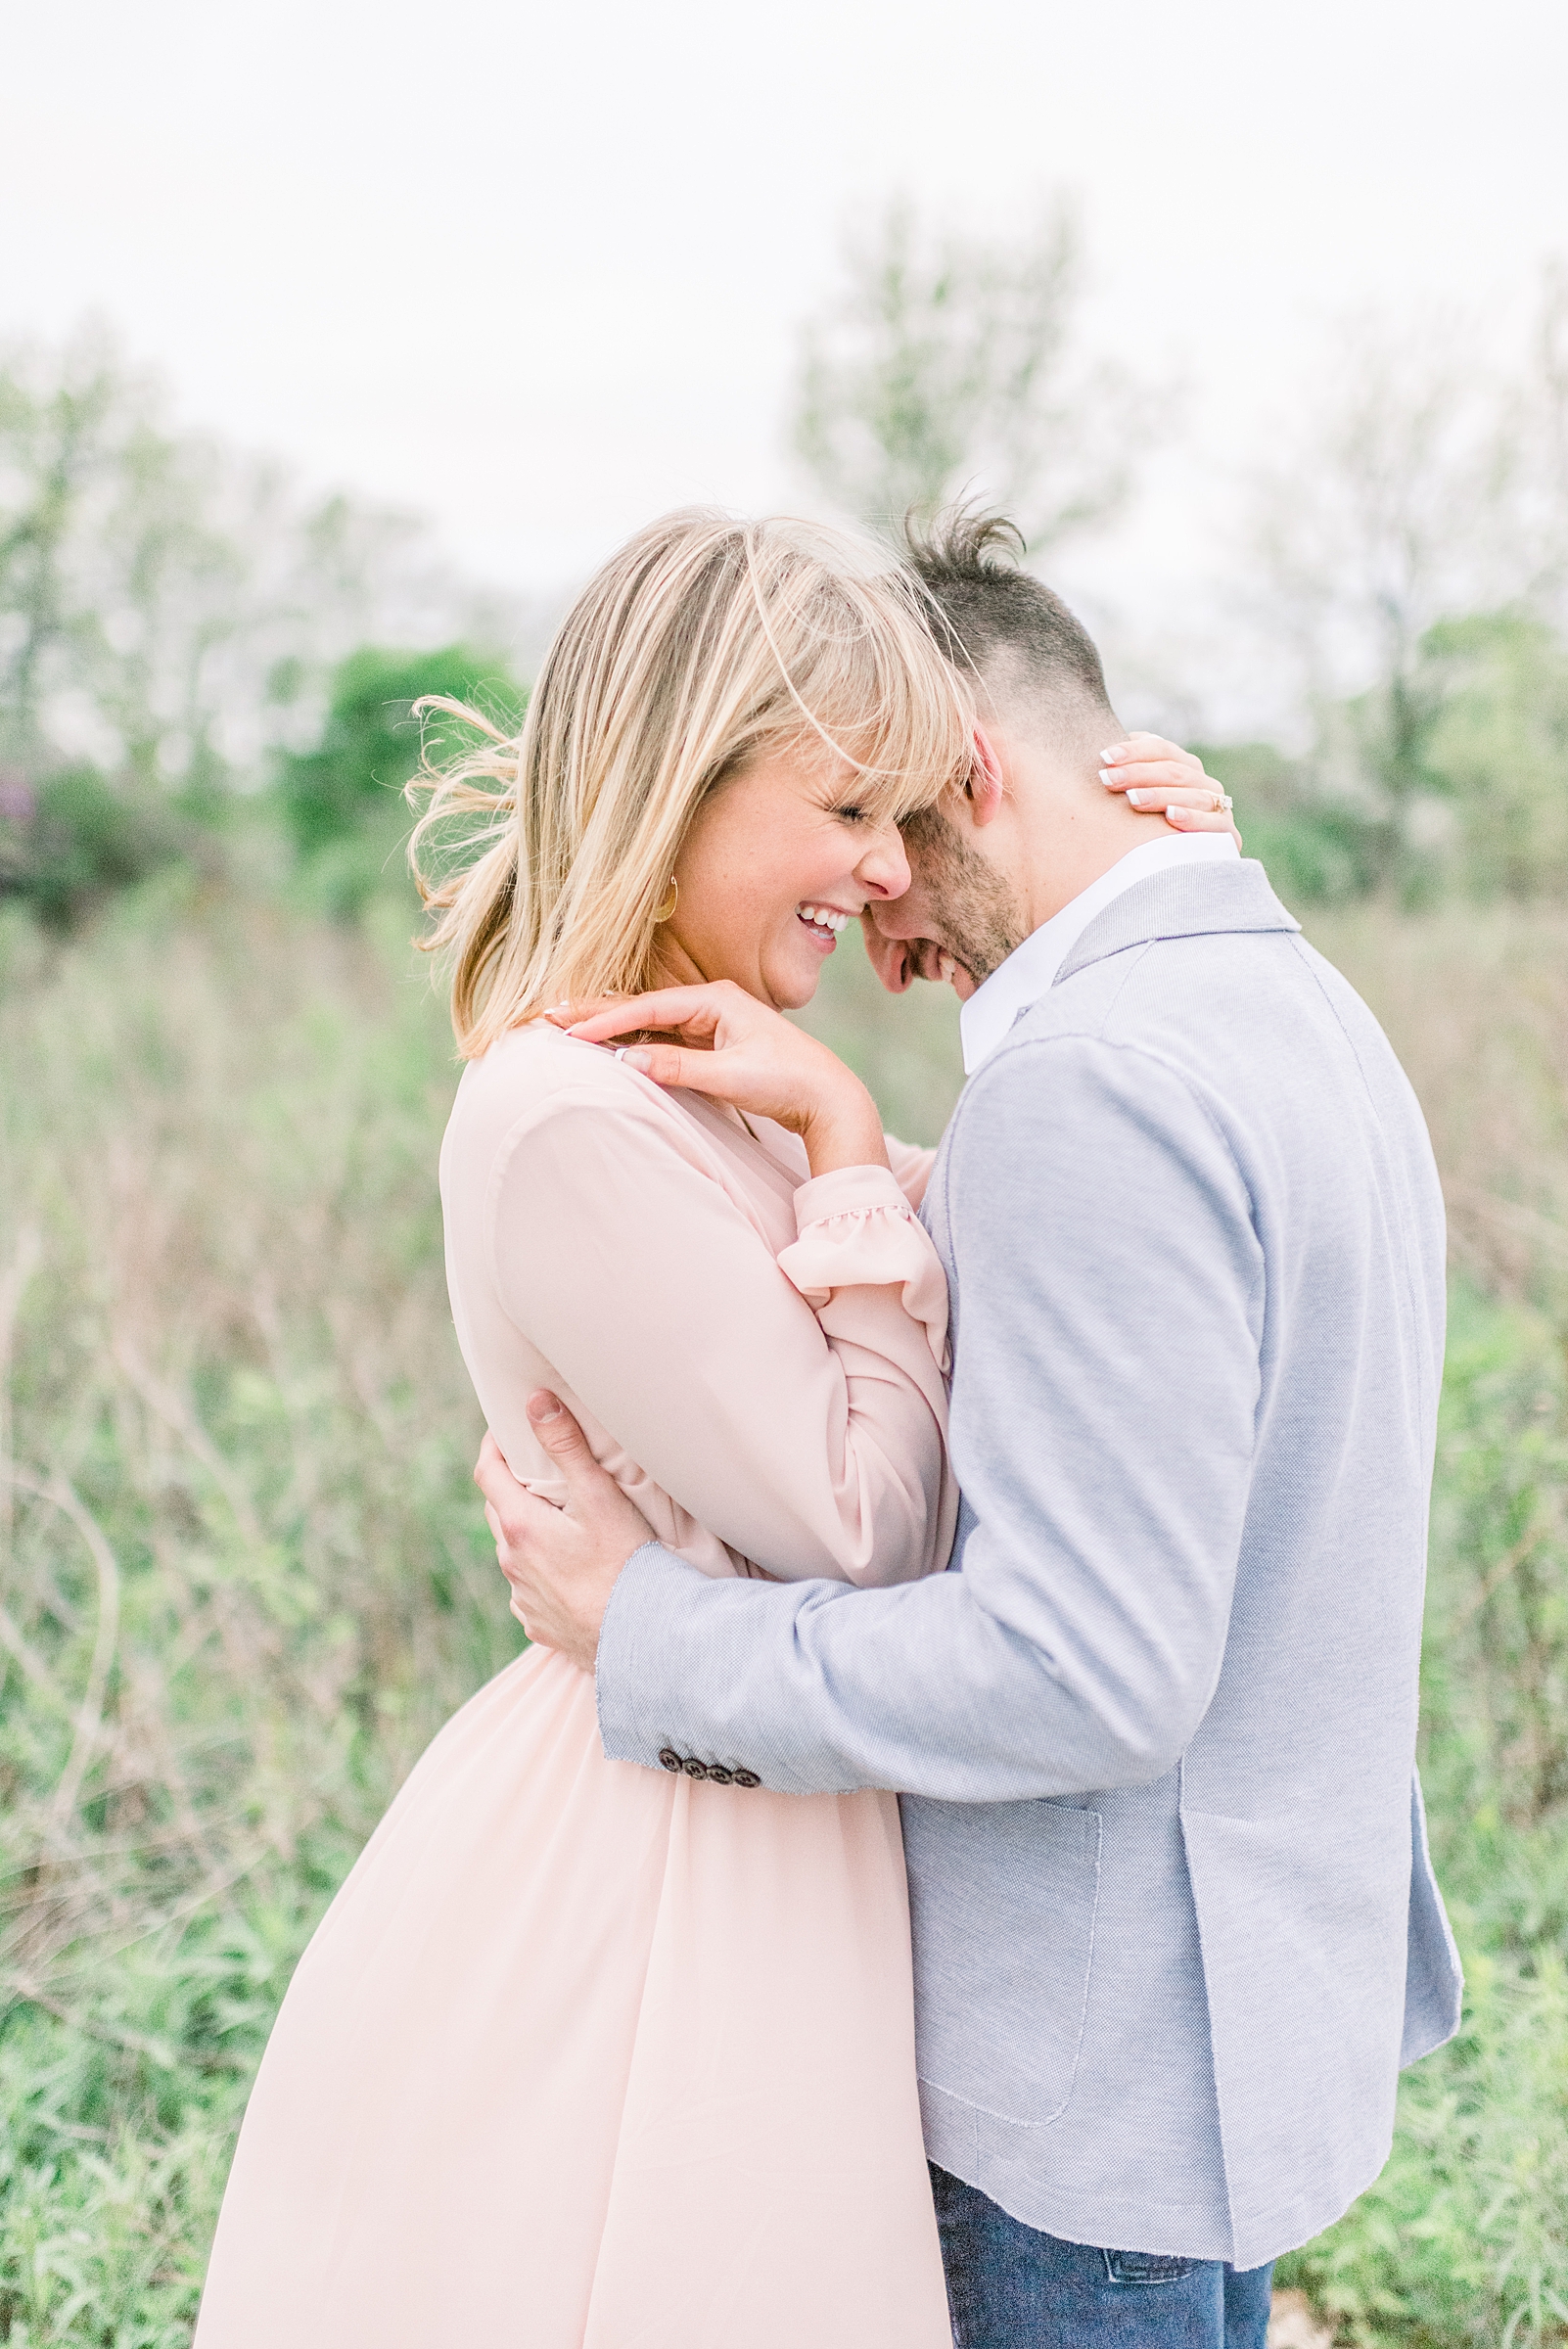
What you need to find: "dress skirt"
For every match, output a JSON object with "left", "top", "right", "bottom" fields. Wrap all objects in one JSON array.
[{"left": 195, "top": 1644, "right": 953, "bottom": 2348}]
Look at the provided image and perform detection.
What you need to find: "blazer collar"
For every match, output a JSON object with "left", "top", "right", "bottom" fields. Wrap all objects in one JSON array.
[{"left": 1055, "top": 856, "right": 1300, "bottom": 988}]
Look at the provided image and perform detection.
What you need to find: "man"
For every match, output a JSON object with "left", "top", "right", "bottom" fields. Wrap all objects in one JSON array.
[{"left": 476, "top": 511, "right": 1462, "bottom": 2349}]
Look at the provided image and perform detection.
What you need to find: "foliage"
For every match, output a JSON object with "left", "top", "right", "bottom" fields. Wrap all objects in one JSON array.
[
  {"left": 1419, "top": 612, "right": 1568, "bottom": 900},
  {"left": 1266, "top": 908, "right": 1568, "bottom": 2347},
  {"left": 275, "top": 645, "right": 523, "bottom": 922},
  {"left": 1, "top": 884, "right": 1567, "bottom": 2343},
  {"left": 0, "top": 887, "right": 521, "bottom": 2340},
  {"left": 0, "top": 770, "right": 186, "bottom": 933},
  {"left": 1200, "top": 742, "right": 1386, "bottom": 907},
  {"left": 1235, "top": 269, "right": 1568, "bottom": 899},
  {"left": 5, "top": 869, "right": 1568, "bottom": 2346},
  {"left": 1425, "top": 1293, "right": 1568, "bottom": 1865},
  {"left": 792, "top": 197, "right": 1152, "bottom": 550},
  {"left": 0, "top": 329, "right": 506, "bottom": 802},
  {"left": 1201, "top": 607, "right": 1568, "bottom": 910},
  {"left": 1278, "top": 1936, "right": 1568, "bottom": 2349},
  {"left": 1274, "top": 1288, "right": 1568, "bottom": 2348}
]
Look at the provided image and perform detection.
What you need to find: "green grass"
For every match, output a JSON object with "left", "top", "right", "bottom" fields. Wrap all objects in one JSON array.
[
  {"left": 0, "top": 881, "right": 520, "bottom": 2342},
  {"left": 0, "top": 889, "right": 1565, "bottom": 2343},
  {"left": 1275, "top": 1282, "right": 1568, "bottom": 2347}
]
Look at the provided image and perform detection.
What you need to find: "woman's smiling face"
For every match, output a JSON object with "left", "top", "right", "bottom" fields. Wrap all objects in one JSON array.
[{"left": 657, "top": 744, "right": 914, "bottom": 1010}]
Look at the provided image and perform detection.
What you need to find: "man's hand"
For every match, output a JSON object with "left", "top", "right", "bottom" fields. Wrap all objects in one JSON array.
[{"left": 474, "top": 1395, "right": 656, "bottom": 1672}]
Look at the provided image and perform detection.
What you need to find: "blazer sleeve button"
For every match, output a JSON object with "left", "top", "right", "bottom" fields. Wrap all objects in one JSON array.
[
  {"left": 681, "top": 1756, "right": 708, "bottom": 1778},
  {"left": 658, "top": 1748, "right": 683, "bottom": 1773},
  {"left": 732, "top": 1769, "right": 761, "bottom": 1789},
  {"left": 706, "top": 1766, "right": 733, "bottom": 1785}
]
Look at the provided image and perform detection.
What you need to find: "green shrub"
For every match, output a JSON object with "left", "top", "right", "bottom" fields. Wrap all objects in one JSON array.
[
  {"left": 0, "top": 770, "right": 184, "bottom": 933},
  {"left": 1199, "top": 742, "right": 1387, "bottom": 909},
  {"left": 1419, "top": 614, "right": 1568, "bottom": 902},
  {"left": 275, "top": 645, "right": 524, "bottom": 921}
]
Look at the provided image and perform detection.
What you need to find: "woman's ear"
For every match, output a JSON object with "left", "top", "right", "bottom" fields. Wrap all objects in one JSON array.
[{"left": 965, "top": 724, "right": 1006, "bottom": 829}]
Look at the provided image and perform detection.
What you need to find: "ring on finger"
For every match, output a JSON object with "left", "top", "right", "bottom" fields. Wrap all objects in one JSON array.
[{"left": 1210, "top": 789, "right": 1233, "bottom": 813}]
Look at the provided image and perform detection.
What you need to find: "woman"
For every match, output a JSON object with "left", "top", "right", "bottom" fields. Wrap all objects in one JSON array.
[{"left": 195, "top": 512, "right": 1231, "bottom": 2349}]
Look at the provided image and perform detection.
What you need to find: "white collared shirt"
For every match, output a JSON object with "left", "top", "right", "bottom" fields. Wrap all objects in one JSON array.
[{"left": 958, "top": 831, "right": 1241, "bottom": 1076}]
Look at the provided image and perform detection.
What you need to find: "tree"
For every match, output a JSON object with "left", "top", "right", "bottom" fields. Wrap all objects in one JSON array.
[
  {"left": 275, "top": 643, "right": 525, "bottom": 919},
  {"left": 1514, "top": 257, "right": 1568, "bottom": 623},
  {"left": 0, "top": 765, "right": 181, "bottom": 930},
  {"left": 1236, "top": 268, "right": 1568, "bottom": 895},
  {"left": 792, "top": 198, "right": 1151, "bottom": 553},
  {"left": 0, "top": 326, "right": 502, "bottom": 800},
  {"left": 1418, "top": 611, "right": 1568, "bottom": 898}
]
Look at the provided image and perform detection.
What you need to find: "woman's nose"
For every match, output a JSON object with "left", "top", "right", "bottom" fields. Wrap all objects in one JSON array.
[{"left": 856, "top": 824, "right": 911, "bottom": 901}]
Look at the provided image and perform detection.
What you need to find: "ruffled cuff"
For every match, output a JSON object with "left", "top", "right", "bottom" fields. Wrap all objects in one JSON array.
[{"left": 777, "top": 1165, "right": 950, "bottom": 1373}]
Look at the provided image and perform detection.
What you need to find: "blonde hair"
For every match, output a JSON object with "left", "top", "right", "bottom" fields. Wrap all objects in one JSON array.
[{"left": 407, "top": 509, "right": 975, "bottom": 1056}]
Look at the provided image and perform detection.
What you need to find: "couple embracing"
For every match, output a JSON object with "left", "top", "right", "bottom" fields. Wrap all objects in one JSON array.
[{"left": 196, "top": 508, "right": 1462, "bottom": 2349}]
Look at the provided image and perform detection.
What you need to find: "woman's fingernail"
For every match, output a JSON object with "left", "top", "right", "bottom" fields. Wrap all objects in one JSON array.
[
  {"left": 528, "top": 1392, "right": 563, "bottom": 1422},
  {"left": 1101, "top": 744, "right": 1129, "bottom": 761},
  {"left": 1166, "top": 804, "right": 1189, "bottom": 824},
  {"left": 1099, "top": 767, "right": 1122, "bottom": 787},
  {"left": 620, "top": 1048, "right": 653, "bottom": 1073},
  {"left": 1126, "top": 789, "right": 1145, "bottom": 807}
]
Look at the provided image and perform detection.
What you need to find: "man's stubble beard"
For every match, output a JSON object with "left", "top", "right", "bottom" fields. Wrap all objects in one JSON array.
[{"left": 899, "top": 805, "right": 1030, "bottom": 988}]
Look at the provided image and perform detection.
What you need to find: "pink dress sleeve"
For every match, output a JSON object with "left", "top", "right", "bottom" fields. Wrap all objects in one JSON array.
[{"left": 486, "top": 1083, "right": 955, "bottom": 1589}]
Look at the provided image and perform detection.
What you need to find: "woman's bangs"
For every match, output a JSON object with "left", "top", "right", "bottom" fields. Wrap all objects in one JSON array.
[{"left": 804, "top": 609, "right": 973, "bottom": 829}]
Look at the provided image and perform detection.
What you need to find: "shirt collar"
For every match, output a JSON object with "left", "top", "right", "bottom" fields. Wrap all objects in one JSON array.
[{"left": 958, "top": 830, "right": 1241, "bottom": 1076}]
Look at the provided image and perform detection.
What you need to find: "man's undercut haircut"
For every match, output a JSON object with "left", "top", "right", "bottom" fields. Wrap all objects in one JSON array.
[{"left": 903, "top": 507, "right": 1115, "bottom": 727}]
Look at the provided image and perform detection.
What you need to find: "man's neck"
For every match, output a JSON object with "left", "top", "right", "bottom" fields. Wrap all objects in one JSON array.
[
  {"left": 1017, "top": 793, "right": 1175, "bottom": 934},
  {"left": 981, "top": 714, "right": 1176, "bottom": 936}
]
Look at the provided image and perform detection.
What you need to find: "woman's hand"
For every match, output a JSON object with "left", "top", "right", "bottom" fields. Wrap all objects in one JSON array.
[
  {"left": 1098, "top": 733, "right": 1243, "bottom": 844},
  {"left": 551, "top": 985, "right": 888, "bottom": 1178}
]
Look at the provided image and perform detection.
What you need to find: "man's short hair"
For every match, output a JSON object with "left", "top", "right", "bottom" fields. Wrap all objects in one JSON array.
[{"left": 903, "top": 507, "right": 1114, "bottom": 723}]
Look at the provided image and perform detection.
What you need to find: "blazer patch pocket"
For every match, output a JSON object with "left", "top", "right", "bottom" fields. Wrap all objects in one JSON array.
[{"left": 903, "top": 1794, "right": 1102, "bottom": 2129}]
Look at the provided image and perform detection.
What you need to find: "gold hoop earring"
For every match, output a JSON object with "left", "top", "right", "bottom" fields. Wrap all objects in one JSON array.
[{"left": 654, "top": 875, "right": 678, "bottom": 924}]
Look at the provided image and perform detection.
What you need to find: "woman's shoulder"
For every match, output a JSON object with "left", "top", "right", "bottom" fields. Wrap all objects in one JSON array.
[
  {"left": 461, "top": 1019, "right": 634, "bottom": 1111},
  {"left": 445, "top": 1020, "right": 694, "bottom": 1177}
]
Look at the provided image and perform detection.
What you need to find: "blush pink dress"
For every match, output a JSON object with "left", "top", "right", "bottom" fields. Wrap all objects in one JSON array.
[{"left": 195, "top": 1022, "right": 959, "bottom": 2349}]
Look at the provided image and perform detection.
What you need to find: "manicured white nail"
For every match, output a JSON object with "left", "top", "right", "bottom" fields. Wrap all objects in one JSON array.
[
  {"left": 1126, "top": 789, "right": 1145, "bottom": 807},
  {"left": 1099, "top": 767, "right": 1121, "bottom": 788},
  {"left": 1101, "top": 744, "right": 1128, "bottom": 761}
]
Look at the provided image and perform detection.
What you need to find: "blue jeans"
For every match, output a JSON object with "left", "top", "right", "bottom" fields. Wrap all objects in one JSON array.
[{"left": 930, "top": 2165, "right": 1274, "bottom": 2349}]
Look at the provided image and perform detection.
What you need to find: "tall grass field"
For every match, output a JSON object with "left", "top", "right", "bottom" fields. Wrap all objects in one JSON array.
[{"left": 1, "top": 878, "right": 1566, "bottom": 2345}]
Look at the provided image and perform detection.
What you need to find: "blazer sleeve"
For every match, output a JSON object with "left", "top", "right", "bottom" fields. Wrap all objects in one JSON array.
[
  {"left": 488, "top": 1082, "right": 954, "bottom": 1588},
  {"left": 596, "top": 1034, "right": 1265, "bottom": 1795}
]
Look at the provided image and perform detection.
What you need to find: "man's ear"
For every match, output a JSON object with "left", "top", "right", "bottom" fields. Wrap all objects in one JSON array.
[{"left": 965, "top": 724, "right": 1006, "bottom": 829}]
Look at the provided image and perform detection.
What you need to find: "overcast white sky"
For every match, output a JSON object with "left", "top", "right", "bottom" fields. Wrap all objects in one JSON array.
[{"left": 6, "top": 0, "right": 1567, "bottom": 720}]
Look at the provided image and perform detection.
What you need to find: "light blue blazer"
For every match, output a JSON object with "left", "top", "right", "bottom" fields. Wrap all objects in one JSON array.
[{"left": 596, "top": 858, "right": 1463, "bottom": 2271}]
